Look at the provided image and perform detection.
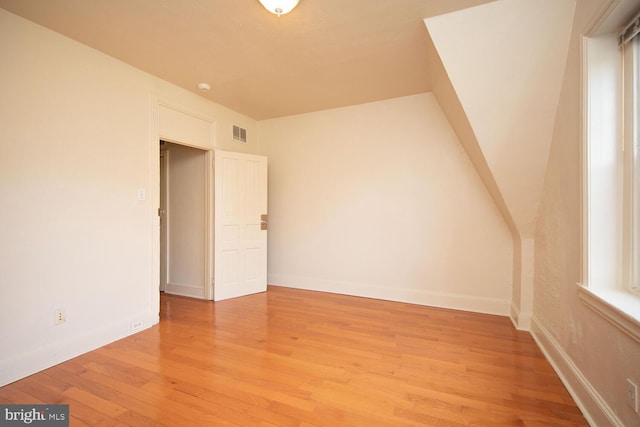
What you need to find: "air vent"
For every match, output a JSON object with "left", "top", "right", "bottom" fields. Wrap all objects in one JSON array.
[{"left": 232, "top": 125, "right": 247, "bottom": 143}]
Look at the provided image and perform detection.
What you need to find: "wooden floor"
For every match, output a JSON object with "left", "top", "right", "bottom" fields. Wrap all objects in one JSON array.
[{"left": 0, "top": 286, "right": 587, "bottom": 426}]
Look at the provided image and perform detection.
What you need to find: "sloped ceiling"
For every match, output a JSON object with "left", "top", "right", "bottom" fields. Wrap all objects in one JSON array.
[{"left": 425, "top": 0, "right": 576, "bottom": 237}]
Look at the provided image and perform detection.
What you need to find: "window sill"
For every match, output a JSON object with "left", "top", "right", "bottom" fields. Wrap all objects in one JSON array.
[{"left": 578, "top": 284, "right": 640, "bottom": 343}]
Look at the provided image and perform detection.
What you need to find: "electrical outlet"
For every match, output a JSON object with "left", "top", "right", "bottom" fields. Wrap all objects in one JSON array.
[
  {"left": 54, "top": 309, "right": 66, "bottom": 325},
  {"left": 627, "top": 378, "right": 638, "bottom": 413},
  {"left": 131, "top": 321, "right": 144, "bottom": 331}
]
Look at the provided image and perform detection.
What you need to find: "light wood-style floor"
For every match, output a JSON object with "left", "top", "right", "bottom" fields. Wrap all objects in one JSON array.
[{"left": 0, "top": 286, "right": 587, "bottom": 426}]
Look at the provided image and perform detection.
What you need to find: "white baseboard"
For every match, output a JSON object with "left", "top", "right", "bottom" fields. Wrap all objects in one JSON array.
[
  {"left": 531, "top": 316, "right": 623, "bottom": 427},
  {"left": 0, "top": 311, "right": 158, "bottom": 387},
  {"left": 268, "top": 274, "right": 510, "bottom": 316},
  {"left": 510, "top": 302, "right": 532, "bottom": 331},
  {"left": 165, "top": 282, "right": 205, "bottom": 299}
]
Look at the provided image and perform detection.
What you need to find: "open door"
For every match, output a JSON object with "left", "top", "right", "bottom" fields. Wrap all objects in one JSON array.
[{"left": 214, "top": 150, "right": 268, "bottom": 301}]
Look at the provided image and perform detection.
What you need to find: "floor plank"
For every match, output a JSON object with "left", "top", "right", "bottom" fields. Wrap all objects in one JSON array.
[{"left": 1, "top": 286, "right": 588, "bottom": 426}]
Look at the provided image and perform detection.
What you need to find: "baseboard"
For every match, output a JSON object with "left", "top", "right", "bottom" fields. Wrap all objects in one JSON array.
[
  {"left": 165, "top": 282, "right": 205, "bottom": 299},
  {"left": 0, "top": 311, "right": 158, "bottom": 387},
  {"left": 531, "top": 316, "right": 623, "bottom": 427},
  {"left": 268, "top": 274, "right": 510, "bottom": 316},
  {"left": 510, "top": 302, "right": 532, "bottom": 331}
]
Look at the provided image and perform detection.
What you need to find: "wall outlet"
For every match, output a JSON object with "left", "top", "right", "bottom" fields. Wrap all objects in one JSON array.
[
  {"left": 54, "top": 309, "right": 66, "bottom": 325},
  {"left": 131, "top": 321, "right": 144, "bottom": 331},
  {"left": 627, "top": 378, "right": 638, "bottom": 413}
]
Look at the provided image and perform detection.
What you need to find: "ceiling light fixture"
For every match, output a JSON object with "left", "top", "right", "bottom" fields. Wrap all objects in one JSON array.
[
  {"left": 198, "top": 82, "right": 211, "bottom": 92},
  {"left": 258, "top": 0, "right": 299, "bottom": 16}
]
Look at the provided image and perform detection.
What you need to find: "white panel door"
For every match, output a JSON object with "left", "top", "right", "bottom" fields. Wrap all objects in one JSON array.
[{"left": 214, "top": 150, "right": 267, "bottom": 301}]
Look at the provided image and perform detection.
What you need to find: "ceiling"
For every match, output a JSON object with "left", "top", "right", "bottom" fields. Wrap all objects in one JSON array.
[{"left": 0, "top": 0, "right": 494, "bottom": 120}]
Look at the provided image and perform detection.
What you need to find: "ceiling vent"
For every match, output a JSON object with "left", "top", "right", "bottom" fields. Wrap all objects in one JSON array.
[{"left": 232, "top": 125, "right": 247, "bottom": 143}]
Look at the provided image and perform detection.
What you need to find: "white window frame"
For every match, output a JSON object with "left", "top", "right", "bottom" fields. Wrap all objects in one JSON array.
[
  {"left": 622, "top": 34, "right": 640, "bottom": 296},
  {"left": 580, "top": 0, "right": 640, "bottom": 343}
]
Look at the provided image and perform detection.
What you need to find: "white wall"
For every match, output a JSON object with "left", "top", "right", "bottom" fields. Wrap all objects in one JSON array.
[
  {"left": 258, "top": 93, "right": 513, "bottom": 314},
  {"left": 0, "top": 9, "right": 256, "bottom": 386},
  {"left": 425, "top": 0, "right": 576, "bottom": 331},
  {"left": 532, "top": 1, "right": 640, "bottom": 426}
]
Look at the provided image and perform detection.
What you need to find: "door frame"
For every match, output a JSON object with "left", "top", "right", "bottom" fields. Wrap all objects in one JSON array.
[
  {"left": 151, "top": 99, "right": 217, "bottom": 321},
  {"left": 158, "top": 140, "right": 214, "bottom": 300}
]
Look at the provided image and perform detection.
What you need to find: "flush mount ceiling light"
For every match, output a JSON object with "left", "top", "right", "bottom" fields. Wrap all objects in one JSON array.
[
  {"left": 197, "top": 82, "right": 211, "bottom": 92},
  {"left": 258, "top": 0, "right": 299, "bottom": 16}
]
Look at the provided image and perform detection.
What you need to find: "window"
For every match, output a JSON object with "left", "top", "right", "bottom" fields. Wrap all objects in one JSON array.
[
  {"left": 580, "top": 2, "right": 640, "bottom": 342},
  {"left": 622, "top": 29, "right": 640, "bottom": 295}
]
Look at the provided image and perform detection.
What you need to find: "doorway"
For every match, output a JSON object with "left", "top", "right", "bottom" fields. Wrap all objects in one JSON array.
[
  {"left": 159, "top": 140, "right": 211, "bottom": 299},
  {"left": 152, "top": 102, "right": 268, "bottom": 307}
]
